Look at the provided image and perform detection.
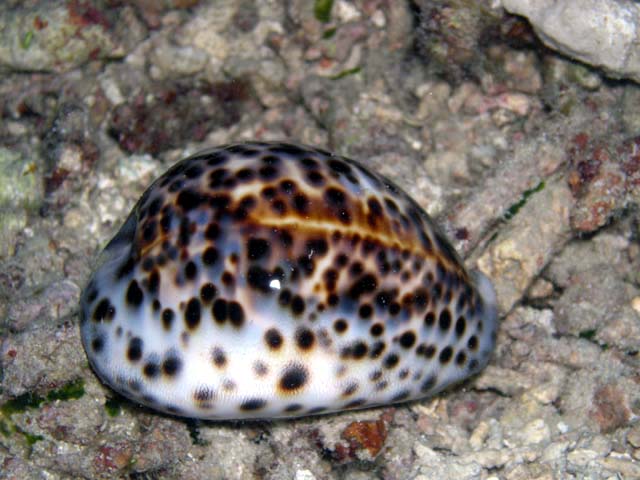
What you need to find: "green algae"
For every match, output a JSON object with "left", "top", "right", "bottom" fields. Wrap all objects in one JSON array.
[
  {"left": 0, "top": 419, "right": 11, "bottom": 437},
  {"left": 21, "top": 30, "right": 33, "bottom": 49},
  {"left": 1, "top": 379, "right": 85, "bottom": 416},
  {"left": 186, "top": 419, "right": 210, "bottom": 446},
  {"left": 104, "top": 397, "right": 123, "bottom": 417},
  {"left": 314, "top": 0, "right": 333, "bottom": 23},
  {"left": 579, "top": 329, "right": 609, "bottom": 351},
  {"left": 0, "top": 379, "right": 86, "bottom": 448},
  {"left": 322, "top": 27, "right": 336, "bottom": 39},
  {"left": 504, "top": 181, "right": 546, "bottom": 220},
  {"left": 0, "top": 148, "right": 42, "bottom": 257},
  {"left": 579, "top": 329, "right": 597, "bottom": 341},
  {"left": 1, "top": 392, "right": 44, "bottom": 416},
  {"left": 21, "top": 429, "right": 44, "bottom": 446},
  {"left": 330, "top": 67, "right": 361, "bottom": 80},
  {"left": 46, "top": 378, "right": 85, "bottom": 402}
]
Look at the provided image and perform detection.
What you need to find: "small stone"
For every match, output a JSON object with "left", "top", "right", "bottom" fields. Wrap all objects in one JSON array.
[
  {"left": 567, "top": 448, "right": 603, "bottom": 467},
  {"left": 424, "top": 150, "right": 471, "bottom": 185},
  {"left": 0, "top": 148, "right": 41, "bottom": 257},
  {"left": 527, "top": 278, "right": 555, "bottom": 300},
  {"left": 598, "top": 455, "right": 640, "bottom": 477},
  {"left": 631, "top": 296, "right": 640, "bottom": 314},
  {"left": 295, "top": 469, "right": 316, "bottom": 480},
  {"left": 469, "top": 421, "right": 490, "bottom": 449},
  {"left": 94, "top": 443, "right": 134, "bottom": 472},
  {"left": 0, "top": 3, "right": 136, "bottom": 73},
  {"left": 477, "top": 178, "right": 574, "bottom": 312},
  {"left": 621, "top": 85, "right": 640, "bottom": 135},
  {"left": 150, "top": 42, "right": 209, "bottom": 78},
  {"left": 628, "top": 425, "right": 640, "bottom": 448},
  {"left": 571, "top": 64, "right": 602, "bottom": 90},
  {"left": 414, "top": 443, "right": 440, "bottom": 463},
  {"left": 474, "top": 366, "right": 532, "bottom": 396},
  {"left": 371, "top": 10, "right": 386, "bottom": 28},
  {"left": 335, "top": 0, "right": 361, "bottom": 22},
  {"left": 502, "top": 0, "right": 640, "bottom": 84},
  {"left": 541, "top": 441, "right": 571, "bottom": 464},
  {"left": 462, "top": 449, "right": 510, "bottom": 469},
  {"left": 521, "top": 418, "right": 551, "bottom": 445},
  {"left": 341, "top": 414, "right": 390, "bottom": 457},
  {"left": 528, "top": 381, "right": 562, "bottom": 405},
  {"left": 591, "top": 385, "right": 631, "bottom": 433},
  {"left": 504, "top": 463, "right": 554, "bottom": 480}
]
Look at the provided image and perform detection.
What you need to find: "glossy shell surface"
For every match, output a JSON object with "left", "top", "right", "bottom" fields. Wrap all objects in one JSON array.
[{"left": 80, "top": 142, "right": 498, "bottom": 419}]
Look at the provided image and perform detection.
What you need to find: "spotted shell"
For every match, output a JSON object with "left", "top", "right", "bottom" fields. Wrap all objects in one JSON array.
[{"left": 80, "top": 142, "right": 498, "bottom": 419}]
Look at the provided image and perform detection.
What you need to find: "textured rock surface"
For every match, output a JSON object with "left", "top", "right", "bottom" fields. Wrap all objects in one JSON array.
[
  {"left": 501, "top": 0, "right": 640, "bottom": 83},
  {"left": 0, "top": 0, "right": 145, "bottom": 73},
  {"left": 0, "top": 0, "right": 639, "bottom": 479}
]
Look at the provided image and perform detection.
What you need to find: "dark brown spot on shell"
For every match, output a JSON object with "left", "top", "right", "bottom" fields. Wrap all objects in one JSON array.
[
  {"left": 143, "top": 362, "right": 160, "bottom": 379},
  {"left": 146, "top": 270, "right": 160, "bottom": 295},
  {"left": 391, "top": 390, "right": 411, "bottom": 402},
  {"left": 184, "top": 297, "right": 201, "bottom": 330},
  {"left": 358, "top": 304, "right": 373, "bottom": 319},
  {"left": 116, "top": 256, "right": 135, "bottom": 280},
  {"left": 200, "top": 283, "right": 217, "bottom": 303},
  {"left": 370, "top": 323, "right": 384, "bottom": 337},
  {"left": 352, "top": 341, "right": 368, "bottom": 359},
  {"left": 334, "top": 319, "right": 348, "bottom": 334},
  {"left": 93, "top": 298, "right": 115, "bottom": 322},
  {"left": 194, "top": 387, "right": 215, "bottom": 402},
  {"left": 342, "top": 382, "right": 358, "bottom": 397},
  {"left": 184, "top": 261, "right": 198, "bottom": 280},
  {"left": 254, "top": 361, "right": 268, "bottom": 377},
  {"left": 202, "top": 247, "right": 219, "bottom": 266},
  {"left": 212, "top": 347, "right": 226, "bottom": 368},
  {"left": 279, "top": 363, "right": 308, "bottom": 392},
  {"left": 228, "top": 301, "right": 245, "bottom": 327},
  {"left": 205, "top": 223, "right": 220, "bottom": 240},
  {"left": 439, "top": 309, "right": 452, "bottom": 331},
  {"left": 247, "top": 238, "right": 270, "bottom": 261},
  {"left": 399, "top": 331, "right": 416, "bottom": 349},
  {"left": 126, "top": 280, "right": 144, "bottom": 307},
  {"left": 284, "top": 403, "right": 303, "bottom": 413},
  {"left": 162, "top": 308, "right": 175, "bottom": 331},
  {"left": 424, "top": 344, "right": 437, "bottom": 359},
  {"left": 348, "top": 273, "right": 377, "bottom": 300},
  {"left": 91, "top": 336, "right": 104, "bottom": 353},
  {"left": 212, "top": 298, "right": 228, "bottom": 323},
  {"left": 291, "top": 295, "right": 305, "bottom": 316},
  {"left": 162, "top": 355, "right": 182, "bottom": 377},
  {"left": 240, "top": 398, "right": 267, "bottom": 411},
  {"left": 344, "top": 398, "right": 366, "bottom": 409},
  {"left": 370, "top": 341, "right": 386, "bottom": 359},
  {"left": 439, "top": 346, "right": 453, "bottom": 364},
  {"left": 265, "top": 328, "right": 283, "bottom": 350},
  {"left": 176, "top": 189, "right": 203, "bottom": 211},
  {"left": 420, "top": 374, "right": 437, "bottom": 393},
  {"left": 127, "top": 337, "right": 143, "bottom": 362},
  {"left": 383, "top": 353, "right": 399, "bottom": 369},
  {"left": 424, "top": 311, "right": 435, "bottom": 328},
  {"left": 308, "top": 406, "right": 327, "bottom": 415},
  {"left": 455, "top": 315, "right": 467, "bottom": 337},
  {"left": 295, "top": 327, "right": 315, "bottom": 351}
]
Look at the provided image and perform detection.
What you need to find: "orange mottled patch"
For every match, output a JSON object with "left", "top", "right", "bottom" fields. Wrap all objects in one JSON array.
[{"left": 341, "top": 409, "right": 394, "bottom": 457}]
